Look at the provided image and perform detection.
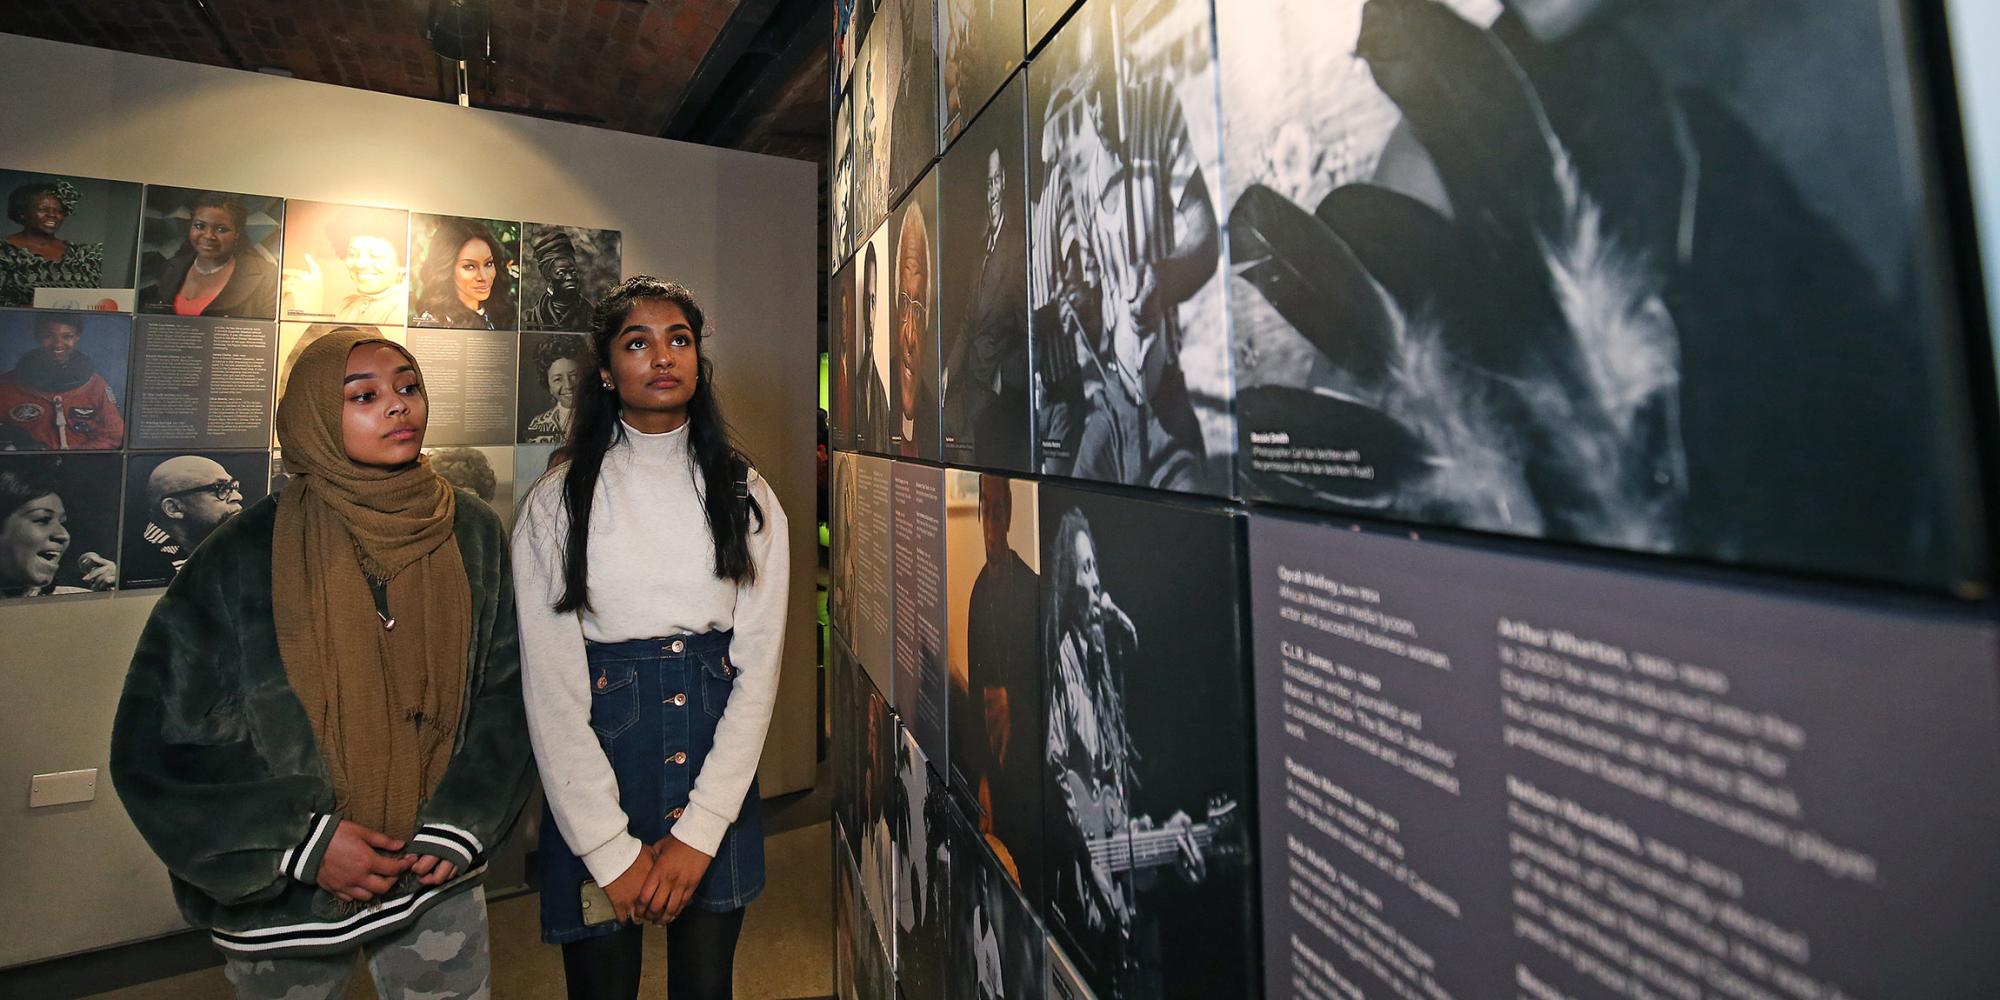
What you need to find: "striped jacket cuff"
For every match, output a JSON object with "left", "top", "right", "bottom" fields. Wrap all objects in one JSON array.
[
  {"left": 279, "top": 813, "right": 338, "bottom": 885},
  {"left": 407, "top": 823, "right": 483, "bottom": 871}
]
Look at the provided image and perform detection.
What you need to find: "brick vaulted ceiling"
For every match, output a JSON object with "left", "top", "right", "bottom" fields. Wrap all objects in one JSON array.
[{"left": 1, "top": 0, "right": 831, "bottom": 162}]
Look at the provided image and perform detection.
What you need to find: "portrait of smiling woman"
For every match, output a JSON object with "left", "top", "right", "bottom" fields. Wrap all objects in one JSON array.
[
  {"left": 137, "top": 188, "right": 282, "bottom": 320},
  {"left": 520, "top": 331, "right": 591, "bottom": 444},
  {"left": 0, "top": 453, "right": 120, "bottom": 598},
  {"left": 411, "top": 214, "right": 520, "bottom": 331}
]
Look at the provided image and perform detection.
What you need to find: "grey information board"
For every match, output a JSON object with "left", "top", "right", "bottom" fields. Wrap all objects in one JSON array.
[
  {"left": 1248, "top": 516, "right": 2000, "bottom": 999},
  {"left": 128, "top": 315, "right": 277, "bottom": 450},
  {"left": 405, "top": 328, "right": 517, "bottom": 446},
  {"left": 893, "top": 460, "right": 948, "bottom": 764},
  {"left": 850, "top": 453, "right": 896, "bottom": 696}
]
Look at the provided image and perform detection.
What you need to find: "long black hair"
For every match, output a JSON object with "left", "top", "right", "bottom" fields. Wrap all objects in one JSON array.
[{"left": 554, "top": 276, "right": 764, "bottom": 613}]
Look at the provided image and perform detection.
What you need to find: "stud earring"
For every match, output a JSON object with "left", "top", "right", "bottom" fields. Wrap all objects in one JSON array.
[{"left": 601, "top": 380, "right": 615, "bottom": 390}]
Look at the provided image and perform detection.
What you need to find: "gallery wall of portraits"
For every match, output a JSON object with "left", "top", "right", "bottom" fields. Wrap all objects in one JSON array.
[
  {"left": 827, "top": 1, "right": 2000, "bottom": 998},
  {"left": 0, "top": 172, "right": 624, "bottom": 600},
  {"left": 0, "top": 30, "right": 823, "bottom": 971}
]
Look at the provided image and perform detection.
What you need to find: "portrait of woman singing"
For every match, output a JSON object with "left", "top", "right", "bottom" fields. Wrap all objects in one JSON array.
[
  {"left": 0, "top": 462, "right": 117, "bottom": 597},
  {"left": 136, "top": 191, "right": 280, "bottom": 320},
  {"left": 513, "top": 276, "right": 790, "bottom": 999},
  {"left": 411, "top": 216, "right": 518, "bottom": 331},
  {"left": 111, "top": 329, "right": 533, "bottom": 997}
]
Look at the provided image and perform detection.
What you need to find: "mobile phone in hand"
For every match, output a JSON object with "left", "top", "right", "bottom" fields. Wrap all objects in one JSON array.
[{"left": 580, "top": 880, "right": 618, "bottom": 926}]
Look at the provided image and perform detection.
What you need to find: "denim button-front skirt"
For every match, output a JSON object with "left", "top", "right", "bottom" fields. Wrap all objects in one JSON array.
[{"left": 538, "top": 629, "right": 765, "bottom": 943}]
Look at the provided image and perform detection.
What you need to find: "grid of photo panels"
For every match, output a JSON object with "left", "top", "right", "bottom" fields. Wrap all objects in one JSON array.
[
  {"left": 0, "top": 167, "right": 620, "bottom": 601},
  {"left": 828, "top": 1, "right": 2000, "bottom": 998}
]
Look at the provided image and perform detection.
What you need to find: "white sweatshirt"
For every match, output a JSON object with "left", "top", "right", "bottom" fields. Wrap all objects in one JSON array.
[{"left": 511, "top": 420, "right": 790, "bottom": 885}]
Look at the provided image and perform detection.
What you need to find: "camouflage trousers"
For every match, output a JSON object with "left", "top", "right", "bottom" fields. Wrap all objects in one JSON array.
[{"left": 222, "top": 886, "right": 491, "bottom": 1000}]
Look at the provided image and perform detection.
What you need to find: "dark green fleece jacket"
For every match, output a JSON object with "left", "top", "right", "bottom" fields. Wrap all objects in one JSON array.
[{"left": 110, "top": 490, "right": 533, "bottom": 958}]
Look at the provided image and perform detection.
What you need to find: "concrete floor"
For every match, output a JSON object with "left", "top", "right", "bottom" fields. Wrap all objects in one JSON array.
[{"left": 82, "top": 820, "right": 834, "bottom": 1000}]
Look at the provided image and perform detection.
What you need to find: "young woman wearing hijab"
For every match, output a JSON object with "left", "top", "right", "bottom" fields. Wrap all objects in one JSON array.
[
  {"left": 110, "top": 328, "right": 533, "bottom": 998},
  {"left": 513, "top": 276, "right": 791, "bottom": 999}
]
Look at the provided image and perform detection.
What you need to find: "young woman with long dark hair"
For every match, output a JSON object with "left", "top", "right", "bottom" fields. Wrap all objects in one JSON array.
[{"left": 513, "top": 276, "right": 791, "bottom": 999}]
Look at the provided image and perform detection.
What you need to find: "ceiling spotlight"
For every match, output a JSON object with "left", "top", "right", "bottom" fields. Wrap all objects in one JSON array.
[{"left": 426, "top": 0, "right": 493, "bottom": 62}]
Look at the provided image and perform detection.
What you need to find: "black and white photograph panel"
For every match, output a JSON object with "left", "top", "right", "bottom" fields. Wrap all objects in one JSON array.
[
  {"left": 422, "top": 444, "right": 516, "bottom": 522},
  {"left": 516, "top": 331, "right": 590, "bottom": 445},
  {"left": 0, "top": 169, "right": 142, "bottom": 310},
  {"left": 853, "top": 23, "right": 892, "bottom": 245},
  {"left": 117, "top": 450, "right": 269, "bottom": 591},
  {"left": 279, "top": 200, "right": 408, "bottom": 325},
  {"left": 1039, "top": 483, "right": 1257, "bottom": 998},
  {"left": 136, "top": 187, "right": 283, "bottom": 321},
  {"left": 835, "top": 0, "right": 861, "bottom": 98},
  {"left": 1217, "top": 0, "right": 1989, "bottom": 592},
  {"left": 940, "top": 72, "right": 1032, "bottom": 472},
  {"left": 0, "top": 310, "right": 130, "bottom": 452},
  {"left": 856, "top": 219, "right": 895, "bottom": 456},
  {"left": 889, "top": 171, "right": 941, "bottom": 460},
  {"left": 877, "top": 0, "right": 942, "bottom": 208},
  {"left": 519, "top": 223, "right": 620, "bottom": 333},
  {"left": 1026, "top": 0, "right": 1082, "bottom": 53},
  {"left": 1028, "top": 0, "right": 1234, "bottom": 497},
  {"left": 950, "top": 801, "right": 1047, "bottom": 1000},
  {"left": 833, "top": 92, "right": 858, "bottom": 265},
  {"left": 408, "top": 214, "right": 520, "bottom": 331},
  {"left": 945, "top": 469, "right": 1043, "bottom": 907},
  {"left": 833, "top": 634, "right": 866, "bottom": 867},
  {"left": 0, "top": 452, "right": 121, "bottom": 599},
  {"left": 942, "top": 0, "right": 1027, "bottom": 142},
  {"left": 860, "top": 677, "right": 900, "bottom": 958},
  {"left": 1047, "top": 933, "right": 1098, "bottom": 1000},
  {"left": 838, "top": 828, "right": 895, "bottom": 1000},
  {"left": 894, "top": 727, "right": 952, "bottom": 999}
]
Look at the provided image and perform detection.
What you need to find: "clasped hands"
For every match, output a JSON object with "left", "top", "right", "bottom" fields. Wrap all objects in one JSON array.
[
  {"left": 316, "top": 820, "right": 460, "bottom": 903},
  {"left": 602, "top": 834, "right": 714, "bottom": 925}
]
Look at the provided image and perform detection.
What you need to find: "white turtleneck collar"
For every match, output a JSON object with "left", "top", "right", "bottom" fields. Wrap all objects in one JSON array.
[{"left": 615, "top": 418, "right": 691, "bottom": 465}]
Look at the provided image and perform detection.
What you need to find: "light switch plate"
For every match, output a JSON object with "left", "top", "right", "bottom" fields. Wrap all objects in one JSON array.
[{"left": 29, "top": 768, "right": 98, "bottom": 808}]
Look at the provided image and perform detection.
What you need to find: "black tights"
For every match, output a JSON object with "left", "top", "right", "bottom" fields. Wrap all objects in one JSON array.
[{"left": 559, "top": 907, "right": 746, "bottom": 1000}]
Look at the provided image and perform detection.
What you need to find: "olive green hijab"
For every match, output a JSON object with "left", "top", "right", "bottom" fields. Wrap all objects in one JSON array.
[{"left": 272, "top": 329, "right": 468, "bottom": 841}]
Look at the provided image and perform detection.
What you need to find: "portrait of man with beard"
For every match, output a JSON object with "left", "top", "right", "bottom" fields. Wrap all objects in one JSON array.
[{"left": 0, "top": 312, "right": 127, "bottom": 451}]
